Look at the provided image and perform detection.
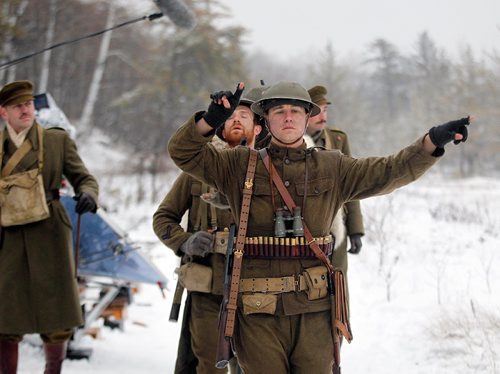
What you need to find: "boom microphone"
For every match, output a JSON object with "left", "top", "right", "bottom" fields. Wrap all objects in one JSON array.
[{"left": 154, "top": 0, "right": 197, "bottom": 30}]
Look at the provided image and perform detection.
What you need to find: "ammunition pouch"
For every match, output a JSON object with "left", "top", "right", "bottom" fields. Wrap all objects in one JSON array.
[
  {"left": 177, "top": 262, "right": 212, "bottom": 293},
  {"left": 241, "top": 293, "right": 277, "bottom": 315},
  {"left": 0, "top": 169, "right": 50, "bottom": 227},
  {"left": 303, "top": 266, "right": 329, "bottom": 301},
  {"left": 213, "top": 230, "right": 232, "bottom": 255}
]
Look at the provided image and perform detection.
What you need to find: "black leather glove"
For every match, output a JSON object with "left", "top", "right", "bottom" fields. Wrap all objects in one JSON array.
[
  {"left": 202, "top": 83, "right": 244, "bottom": 129},
  {"left": 73, "top": 192, "right": 97, "bottom": 215},
  {"left": 428, "top": 116, "right": 470, "bottom": 148},
  {"left": 180, "top": 231, "right": 214, "bottom": 257},
  {"left": 348, "top": 234, "right": 363, "bottom": 254}
]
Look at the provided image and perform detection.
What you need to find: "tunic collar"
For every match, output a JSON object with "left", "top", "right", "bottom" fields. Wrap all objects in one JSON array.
[{"left": 268, "top": 141, "right": 308, "bottom": 161}]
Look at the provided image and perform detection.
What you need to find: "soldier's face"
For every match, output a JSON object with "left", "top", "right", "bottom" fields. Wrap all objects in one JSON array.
[
  {"left": 0, "top": 100, "right": 35, "bottom": 133},
  {"left": 222, "top": 106, "right": 261, "bottom": 147},
  {"left": 307, "top": 104, "right": 328, "bottom": 135},
  {"left": 267, "top": 104, "right": 308, "bottom": 147}
]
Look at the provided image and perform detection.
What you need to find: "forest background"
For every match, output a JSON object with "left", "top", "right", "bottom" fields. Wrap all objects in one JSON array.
[{"left": 2, "top": 0, "right": 500, "bottom": 207}]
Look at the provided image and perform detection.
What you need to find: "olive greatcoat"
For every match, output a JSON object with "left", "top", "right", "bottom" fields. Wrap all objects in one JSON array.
[
  {"left": 0, "top": 123, "right": 98, "bottom": 335},
  {"left": 153, "top": 171, "right": 235, "bottom": 374},
  {"left": 168, "top": 113, "right": 439, "bottom": 371}
]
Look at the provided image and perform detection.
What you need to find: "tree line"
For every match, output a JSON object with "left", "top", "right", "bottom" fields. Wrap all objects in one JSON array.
[{"left": 2, "top": 0, "right": 499, "bottom": 185}]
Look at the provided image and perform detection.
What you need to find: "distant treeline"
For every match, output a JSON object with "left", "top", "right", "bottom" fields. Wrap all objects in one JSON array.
[{"left": 2, "top": 0, "right": 499, "bottom": 179}]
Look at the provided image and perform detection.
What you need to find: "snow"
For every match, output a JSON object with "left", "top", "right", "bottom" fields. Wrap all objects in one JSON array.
[{"left": 15, "top": 172, "right": 500, "bottom": 373}]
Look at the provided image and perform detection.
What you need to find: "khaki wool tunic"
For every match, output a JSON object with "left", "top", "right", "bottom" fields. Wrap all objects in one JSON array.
[
  {"left": 0, "top": 123, "right": 98, "bottom": 334},
  {"left": 168, "top": 114, "right": 439, "bottom": 316},
  {"left": 153, "top": 171, "right": 235, "bottom": 295}
]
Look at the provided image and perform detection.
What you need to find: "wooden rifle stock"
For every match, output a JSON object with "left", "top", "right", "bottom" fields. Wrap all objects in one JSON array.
[{"left": 215, "top": 224, "right": 236, "bottom": 368}]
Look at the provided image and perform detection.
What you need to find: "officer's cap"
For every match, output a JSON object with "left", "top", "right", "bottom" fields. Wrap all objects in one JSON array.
[
  {"left": 0, "top": 80, "right": 34, "bottom": 107},
  {"left": 307, "top": 85, "right": 331, "bottom": 106}
]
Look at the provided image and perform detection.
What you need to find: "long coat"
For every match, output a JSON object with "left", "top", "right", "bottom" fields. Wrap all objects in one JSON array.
[
  {"left": 168, "top": 113, "right": 439, "bottom": 316},
  {"left": 0, "top": 123, "right": 98, "bottom": 334}
]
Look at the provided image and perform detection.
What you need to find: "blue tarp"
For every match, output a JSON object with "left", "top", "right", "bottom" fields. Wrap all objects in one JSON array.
[{"left": 60, "top": 195, "right": 167, "bottom": 287}]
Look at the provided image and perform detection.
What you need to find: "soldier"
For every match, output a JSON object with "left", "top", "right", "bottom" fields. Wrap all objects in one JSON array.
[
  {"left": 0, "top": 80, "right": 99, "bottom": 374},
  {"left": 153, "top": 89, "right": 263, "bottom": 374},
  {"left": 167, "top": 81, "right": 470, "bottom": 373}
]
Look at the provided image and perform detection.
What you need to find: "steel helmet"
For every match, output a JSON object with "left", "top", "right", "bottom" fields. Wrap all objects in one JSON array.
[{"left": 250, "top": 81, "right": 321, "bottom": 117}]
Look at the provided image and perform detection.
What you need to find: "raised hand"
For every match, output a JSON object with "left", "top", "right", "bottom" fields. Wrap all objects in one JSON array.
[{"left": 202, "top": 83, "right": 245, "bottom": 129}]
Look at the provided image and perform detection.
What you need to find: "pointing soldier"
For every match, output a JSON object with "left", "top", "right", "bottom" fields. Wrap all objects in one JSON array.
[
  {"left": 167, "top": 80, "right": 470, "bottom": 373},
  {"left": 0, "top": 80, "right": 98, "bottom": 374}
]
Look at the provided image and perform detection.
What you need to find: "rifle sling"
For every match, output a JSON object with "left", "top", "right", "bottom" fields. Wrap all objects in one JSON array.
[{"left": 224, "top": 149, "right": 258, "bottom": 338}]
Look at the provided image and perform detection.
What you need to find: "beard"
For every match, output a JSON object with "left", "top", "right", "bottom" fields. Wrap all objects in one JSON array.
[{"left": 224, "top": 127, "right": 255, "bottom": 147}]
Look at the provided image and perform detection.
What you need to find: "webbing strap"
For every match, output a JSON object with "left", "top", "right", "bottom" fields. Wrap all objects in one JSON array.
[
  {"left": 0, "top": 124, "right": 44, "bottom": 177},
  {"left": 224, "top": 149, "right": 258, "bottom": 338}
]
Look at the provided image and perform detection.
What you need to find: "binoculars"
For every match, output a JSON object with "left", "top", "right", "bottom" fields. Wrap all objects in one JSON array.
[{"left": 274, "top": 207, "right": 304, "bottom": 237}]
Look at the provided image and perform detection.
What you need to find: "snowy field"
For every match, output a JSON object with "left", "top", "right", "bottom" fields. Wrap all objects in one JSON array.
[{"left": 16, "top": 171, "right": 500, "bottom": 373}]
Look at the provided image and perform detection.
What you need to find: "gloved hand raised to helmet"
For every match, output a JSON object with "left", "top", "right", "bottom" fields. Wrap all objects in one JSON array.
[
  {"left": 180, "top": 231, "right": 214, "bottom": 257},
  {"left": 202, "top": 83, "right": 245, "bottom": 129},
  {"left": 428, "top": 116, "right": 471, "bottom": 148}
]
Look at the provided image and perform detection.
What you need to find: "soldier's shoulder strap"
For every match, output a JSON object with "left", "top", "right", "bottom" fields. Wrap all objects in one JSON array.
[{"left": 224, "top": 149, "right": 258, "bottom": 338}]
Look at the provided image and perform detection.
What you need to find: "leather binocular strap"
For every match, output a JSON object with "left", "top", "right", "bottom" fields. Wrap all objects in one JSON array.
[{"left": 224, "top": 149, "right": 258, "bottom": 338}]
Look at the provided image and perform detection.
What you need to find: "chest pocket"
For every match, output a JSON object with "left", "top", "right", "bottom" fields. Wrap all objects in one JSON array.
[
  {"left": 295, "top": 176, "right": 333, "bottom": 197},
  {"left": 252, "top": 177, "right": 273, "bottom": 197}
]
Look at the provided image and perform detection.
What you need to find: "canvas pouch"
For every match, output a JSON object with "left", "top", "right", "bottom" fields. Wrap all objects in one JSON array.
[
  {"left": 0, "top": 168, "right": 49, "bottom": 226},
  {"left": 303, "top": 265, "right": 328, "bottom": 301},
  {"left": 178, "top": 262, "right": 213, "bottom": 293},
  {"left": 241, "top": 293, "right": 277, "bottom": 315}
]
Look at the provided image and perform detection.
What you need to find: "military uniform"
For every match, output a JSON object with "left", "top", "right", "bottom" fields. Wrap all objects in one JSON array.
[
  {"left": 168, "top": 113, "right": 439, "bottom": 373},
  {"left": 153, "top": 172, "right": 234, "bottom": 374},
  {"left": 0, "top": 123, "right": 99, "bottom": 335}
]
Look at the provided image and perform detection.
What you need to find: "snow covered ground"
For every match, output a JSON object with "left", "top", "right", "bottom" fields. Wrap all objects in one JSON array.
[{"left": 16, "top": 172, "right": 500, "bottom": 373}]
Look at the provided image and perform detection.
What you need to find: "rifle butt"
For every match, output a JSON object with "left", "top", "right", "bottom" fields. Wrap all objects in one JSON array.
[
  {"left": 215, "top": 335, "right": 232, "bottom": 369},
  {"left": 169, "top": 302, "right": 182, "bottom": 322},
  {"left": 169, "top": 281, "right": 185, "bottom": 322}
]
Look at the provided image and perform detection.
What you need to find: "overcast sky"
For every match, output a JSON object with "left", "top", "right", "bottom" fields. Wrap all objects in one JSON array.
[{"left": 218, "top": 0, "right": 500, "bottom": 60}]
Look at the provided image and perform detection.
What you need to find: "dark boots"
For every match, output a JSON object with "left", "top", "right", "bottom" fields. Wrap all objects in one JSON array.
[
  {"left": 43, "top": 342, "right": 67, "bottom": 374},
  {"left": 0, "top": 339, "right": 18, "bottom": 374}
]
